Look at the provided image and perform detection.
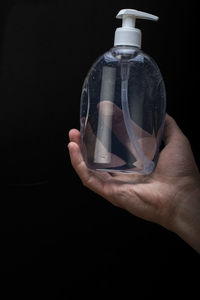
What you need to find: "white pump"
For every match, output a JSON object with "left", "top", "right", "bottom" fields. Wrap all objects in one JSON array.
[{"left": 114, "top": 9, "right": 159, "bottom": 48}]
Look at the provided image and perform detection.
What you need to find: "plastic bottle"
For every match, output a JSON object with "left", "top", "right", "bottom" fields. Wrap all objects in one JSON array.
[{"left": 80, "top": 9, "right": 166, "bottom": 174}]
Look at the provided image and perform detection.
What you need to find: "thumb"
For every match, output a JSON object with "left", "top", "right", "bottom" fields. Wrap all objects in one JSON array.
[{"left": 163, "top": 114, "right": 186, "bottom": 145}]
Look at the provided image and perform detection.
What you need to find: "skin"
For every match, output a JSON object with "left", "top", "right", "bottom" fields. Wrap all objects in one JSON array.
[{"left": 68, "top": 114, "right": 200, "bottom": 253}]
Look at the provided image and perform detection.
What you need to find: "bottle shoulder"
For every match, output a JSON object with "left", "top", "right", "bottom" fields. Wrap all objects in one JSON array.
[
  {"left": 84, "top": 47, "right": 163, "bottom": 89},
  {"left": 88, "top": 46, "right": 160, "bottom": 71}
]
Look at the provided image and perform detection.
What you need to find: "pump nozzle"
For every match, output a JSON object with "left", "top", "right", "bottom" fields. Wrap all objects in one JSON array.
[{"left": 114, "top": 8, "right": 159, "bottom": 48}]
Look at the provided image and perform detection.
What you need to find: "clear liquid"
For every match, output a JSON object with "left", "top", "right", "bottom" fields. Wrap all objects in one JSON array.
[{"left": 80, "top": 46, "right": 166, "bottom": 174}]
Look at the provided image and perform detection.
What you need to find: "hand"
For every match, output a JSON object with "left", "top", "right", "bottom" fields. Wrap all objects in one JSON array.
[
  {"left": 68, "top": 114, "right": 200, "bottom": 253},
  {"left": 82, "top": 101, "right": 158, "bottom": 169}
]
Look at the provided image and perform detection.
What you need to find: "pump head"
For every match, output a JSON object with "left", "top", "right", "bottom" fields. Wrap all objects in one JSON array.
[{"left": 114, "top": 9, "right": 159, "bottom": 48}]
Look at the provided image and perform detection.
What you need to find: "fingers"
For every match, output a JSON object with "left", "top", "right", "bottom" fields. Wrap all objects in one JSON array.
[
  {"left": 163, "top": 114, "right": 185, "bottom": 145},
  {"left": 67, "top": 129, "right": 154, "bottom": 214},
  {"left": 68, "top": 130, "right": 111, "bottom": 197},
  {"left": 98, "top": 101, "right": 151, "bottom": 139},
  {"left": 69, "top": 129, "right": 81, "bottom": 148},
  {"left": 68, "top": 141, "right": 91, "bottom": 183},
  {"left": 68, "top": 129, "right": 92, "bottom": 185}
]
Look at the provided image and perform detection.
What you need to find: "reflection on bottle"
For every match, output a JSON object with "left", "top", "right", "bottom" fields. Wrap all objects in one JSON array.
[
  {"left": 121, "top": 63, "right": 155, "bottom": 172},
  {"left": 94, "top": 66, "right": 116, "bottom": 163}
]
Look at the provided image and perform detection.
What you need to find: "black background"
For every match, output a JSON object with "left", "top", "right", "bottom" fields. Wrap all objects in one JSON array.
[{"left": 0, "top": 0, "right": 199, "bottom": 298}]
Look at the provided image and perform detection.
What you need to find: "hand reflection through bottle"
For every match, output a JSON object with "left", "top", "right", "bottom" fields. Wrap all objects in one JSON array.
[{"left": 81, "top": 101, "right": 160, "bottom": 172}]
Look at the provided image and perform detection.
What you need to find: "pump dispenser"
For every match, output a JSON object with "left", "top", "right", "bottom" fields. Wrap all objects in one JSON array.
[
  {"left": 114, "top": 9, "right": 159, "bottom": 48},
  {"left": 80, "top": 8, "right": 166, "bottom": 175}
]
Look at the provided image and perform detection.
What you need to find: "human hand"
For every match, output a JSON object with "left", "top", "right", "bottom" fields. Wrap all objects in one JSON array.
[
  {"left": 81, "top": 101, "right": 158, "bottom": 170},
  {"left": 68, "top": 114, "right": 200, "bottom": 253}
]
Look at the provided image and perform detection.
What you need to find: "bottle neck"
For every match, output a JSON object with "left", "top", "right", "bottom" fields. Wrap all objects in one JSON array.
[
  {"left": 111, "top": 45, "right": 141, "bottom": 60},
  {"left": 114, "top": 27, "right": 142, "bottom": 48}
]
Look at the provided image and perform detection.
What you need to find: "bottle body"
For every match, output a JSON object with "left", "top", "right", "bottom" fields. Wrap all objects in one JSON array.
[{"left": 80, "top": 46, "right": 166, "bottom": 174}]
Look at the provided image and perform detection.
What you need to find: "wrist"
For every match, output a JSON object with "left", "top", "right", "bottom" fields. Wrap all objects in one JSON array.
[{"left": 171, "top": 178, "right": 200, "bottom": 253}]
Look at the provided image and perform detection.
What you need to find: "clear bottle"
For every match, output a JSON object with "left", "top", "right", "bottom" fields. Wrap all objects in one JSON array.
[{"left": 80, "top": 9, "right": 166, "bottom": 174}]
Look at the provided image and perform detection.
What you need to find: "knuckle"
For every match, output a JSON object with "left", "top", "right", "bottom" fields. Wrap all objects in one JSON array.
[
  {"left": 81, "top": 177, "right": 89, "bottom": 187},
  {"left": 81, "top": 173, "right": 94, "bottom": 188}
]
